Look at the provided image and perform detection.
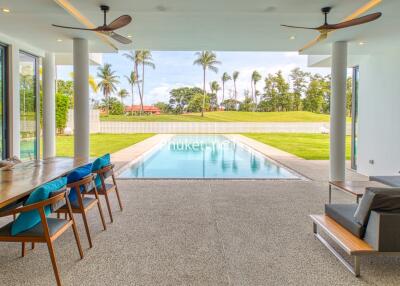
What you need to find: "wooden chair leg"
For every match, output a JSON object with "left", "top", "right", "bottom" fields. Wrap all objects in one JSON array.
[
  {"left": 31, "top": 242, "right": 35, "bottom": 249},
  {"left": 112, "top": 176, "right": 123, "bottom": 211},
  {"left": 81, "top": 211, "right": 93, "bottom": 248},
  {"left": 46, "top": 239, "right": 62, "bottom": 286},
  {"left": 21, "top": 242, "right": 25, "bottom": 257},
  {"left": 39, "top": 209, "right": 62, "bottom": 286},
  {"left": 94, "top": 192, "right": 107, "bottom": 230},
  {"left": 103, "top": 192, "right": 114, "bottom": 223},
  {"left": 65, "top": 200, "right": 84, "bottom": 259}
]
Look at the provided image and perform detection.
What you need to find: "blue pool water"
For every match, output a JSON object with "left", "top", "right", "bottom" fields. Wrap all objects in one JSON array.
[{"left": 119, "top": 135, "right": 299, "bottom": 179}]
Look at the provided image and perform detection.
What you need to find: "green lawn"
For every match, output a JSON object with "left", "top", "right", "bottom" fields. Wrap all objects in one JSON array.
[
  {"left": 56, "top": 133, "right": 154, "bottom": 157},
  {"left": 243, "top": 133, "right": 351, "bottom": 160},
  {"left": 101, "top": 111, "right": 351, "bottom": 123}
]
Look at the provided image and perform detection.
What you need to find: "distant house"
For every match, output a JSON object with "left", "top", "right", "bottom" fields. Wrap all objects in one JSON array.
[{"left": 125, "top": 105, "right": 161, "bottom": 115}]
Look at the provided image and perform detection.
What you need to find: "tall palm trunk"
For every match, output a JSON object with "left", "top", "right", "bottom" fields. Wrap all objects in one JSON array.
[
  {"left": 234, "top": 81, "right": 237, "bottom": 100},
  {"left": 251, "top": 81, "right": 254, "bottom": 111},
  {"left": 130, "top": 84, "right": 134, "bottom": 116},
  {"left": 104, "top": 91, "right": 109, "bottom": 116},
  {"left": 134, "top": 62, "right": 143, "bottom": 116},
  {"left": 222, "top": 82, "right": 225, "bottom": 109},
  {"left": 201, "top": 67, "right": 206, "bottom": 117},
  {"left": 141, "top": 63, "right": 145, "bottom": 115}
]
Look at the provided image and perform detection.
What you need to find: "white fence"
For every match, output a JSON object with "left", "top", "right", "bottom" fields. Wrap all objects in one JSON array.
[
  {"left": 65, "top": 110, "right": 351, "bottom": 134},
  {"left": 99, "top": 121, "right": 351, "bottom": 134}
]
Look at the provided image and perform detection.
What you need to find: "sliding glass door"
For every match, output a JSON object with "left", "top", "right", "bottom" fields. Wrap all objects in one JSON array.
[
  {"left": 19, "top": 51, "right": 39, "bottom": 160},
  {"left": 351, "top": 66, "right": 359, "bottom": 170},
  {"left": 0, "top": 44, "right": 7, "bottom": 159}
]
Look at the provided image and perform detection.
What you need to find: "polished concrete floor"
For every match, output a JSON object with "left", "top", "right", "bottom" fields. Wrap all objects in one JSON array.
[{"left": 0, "top": 161, "right": 399, "bottom": 285}]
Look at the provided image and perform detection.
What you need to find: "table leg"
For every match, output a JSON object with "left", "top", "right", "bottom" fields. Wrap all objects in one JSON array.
[{"left": 329, "top": 185, "right": 332, "bottom": 204}]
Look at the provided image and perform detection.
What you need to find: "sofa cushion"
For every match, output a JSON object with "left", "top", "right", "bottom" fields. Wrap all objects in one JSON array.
[
  {"left": 91, "top": 154, "right": 111, "bottom": 188},
  {"left": 67, "top": 163, "right": 93, "bottom": 203},
  {"left": 11, "top": 177, "right": 67, "bottom": 236},
  {"left": 325, "top": 204, "right": 365, "bottom": 238},
  {"left": 370, "top": 176, "right": 400, "bottom": 187},
  {"left": 354, "top": 187, "right": 400, "bottom": 226}
]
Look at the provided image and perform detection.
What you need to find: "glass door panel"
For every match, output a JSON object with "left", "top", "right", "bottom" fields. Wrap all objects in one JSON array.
[
  {"left": 0, "top": 45, "right": 6, "bottom": 159},
  {"left": 19, "top": 52, "right": 38, "bottom": 160}
]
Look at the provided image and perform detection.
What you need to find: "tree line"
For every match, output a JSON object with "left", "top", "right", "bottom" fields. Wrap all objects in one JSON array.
[
  {"left": 187, "top": 51, "right": 352, "bottom": 116},
  {"left": 156, "top": 66, "right": 352, "bottom": 116}
]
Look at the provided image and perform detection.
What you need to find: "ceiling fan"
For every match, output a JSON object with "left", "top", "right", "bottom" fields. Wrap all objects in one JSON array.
[
  {"left": 281, "top": 6, "right": 382, "bottom": 43},
  {"left": 52, "top": 5, "right": 132, "bottom": 44}
]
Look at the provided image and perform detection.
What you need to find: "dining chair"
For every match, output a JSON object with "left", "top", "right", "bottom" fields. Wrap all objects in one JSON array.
[
  {"left": 0, "top": 188, "right": 83, "bottom": 286},
  {"left": 88, "top": 164, "right": 123, "bottom": 223},
  {"left": 56, "top": 174, "right": 107, "bottom": 248}
]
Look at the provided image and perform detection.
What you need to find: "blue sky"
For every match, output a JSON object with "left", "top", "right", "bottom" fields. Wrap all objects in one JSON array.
[{"left": 57, "top": 51, "right": 331, "bottom": 105}]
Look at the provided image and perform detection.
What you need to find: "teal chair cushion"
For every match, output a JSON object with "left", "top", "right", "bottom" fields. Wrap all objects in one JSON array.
[
  {"left": 67, "top": 163, "right": 93, "bottom": 203},
  {"left": 92, "top": 154, "right": 111, "bottom": 188},
  {"left": 11, "top": 177, "right": 67, "bottom": 236}
]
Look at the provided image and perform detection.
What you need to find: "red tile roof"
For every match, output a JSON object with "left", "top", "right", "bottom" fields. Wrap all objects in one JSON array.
[{"left": 125, "top": 105, "right": 161, "bottom": 115}]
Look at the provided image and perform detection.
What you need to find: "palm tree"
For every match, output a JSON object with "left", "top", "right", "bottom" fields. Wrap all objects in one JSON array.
[
  {"left": 123, "top": 51, "right": 143, "bottom": 113},
  {"left": 138, "top": 50, "right": 155, "bottom": 113},
  {"left": 123, "top": 50, "right": 155, "bottom": 115},
  {"left": 118, "top": 88, "right": 129, "bottom": 105},
  {"left": 221, "top": 72, "right": 232, "bottom": 106},
  {"left": 97, "top": 63, "right": 119, "bottom": 116},
  {"left": 125, "top": 71, "right": 140, "bottom": 115},
  {"left": 210, "top": 81, "right": 221, "bottom": 108},
  {"left": 232, "top": 71, "right": 239, "bottom": 100},
  {"left": 193, "top": 51, "right": 221, "bottom": 116},
  {"left": 251, "top": 70, "right": 262, "bottom": 111}
]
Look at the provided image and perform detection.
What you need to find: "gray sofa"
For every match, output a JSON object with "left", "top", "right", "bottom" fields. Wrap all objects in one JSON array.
[{"left": 325, "top": 187, "right": 400, "bottom": 251}]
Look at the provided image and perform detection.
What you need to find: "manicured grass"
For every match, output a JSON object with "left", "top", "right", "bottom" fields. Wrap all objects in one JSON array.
[
  {"left": 56, "top": 133, "right": 154, "bottom": 157},
  {"left": 101, "top": 111, "right": 351, "bottom": 123},
  {"left": 243, "top": 133, "right": 351, "bottom": 160}
]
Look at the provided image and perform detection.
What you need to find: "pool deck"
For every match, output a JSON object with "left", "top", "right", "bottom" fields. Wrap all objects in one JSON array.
[{"left": 1, "top": 136, "right": 398, "bottom": 285}]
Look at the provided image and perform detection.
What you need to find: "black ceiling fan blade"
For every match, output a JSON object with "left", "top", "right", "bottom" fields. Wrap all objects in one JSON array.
[
  {"left": 280, "top": 24, "right": 319, "bottom": 30},
  {"left": 328, "top": 12, "right": 382, "bottom": 30},
  {"left": 106, "top": 15, "right": 132, "bottom": 30},
  {"left": 52, "top": 24, "right": 99, "bottom": 31},
  {"left": 108, "top": 32, "right": 132, "bottom": 44}
]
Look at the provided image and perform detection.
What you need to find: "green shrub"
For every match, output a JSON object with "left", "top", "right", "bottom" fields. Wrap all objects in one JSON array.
[{"left": 55, "top": 92, "right": 70, "bottom": 133}]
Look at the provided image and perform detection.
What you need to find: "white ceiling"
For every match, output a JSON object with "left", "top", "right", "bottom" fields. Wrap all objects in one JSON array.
[{"left": 0, "top": 0, "right": 396, "bottom": 55}]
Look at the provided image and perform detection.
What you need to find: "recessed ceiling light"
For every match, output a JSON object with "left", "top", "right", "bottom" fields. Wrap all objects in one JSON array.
[
  {"left": 127, "top": 35, "right": 132, "bottom": 38},
  {"left": 359, "top": 41, "right": 366, "bottom": 45},
  {"left": 57, "top": 39, "right": 63, "bottom": 42},
  {"left": 264, "top": 6, "right": 276, "bottom": 13},
  {"left": 2, "top": 8, "right": 10, "bottom": 13},
  {"left": 289, "top": 36, "right": 296, "bottom": 40},
  {"left": 156, "top": 5, "right": 167, "bottom": 12}
]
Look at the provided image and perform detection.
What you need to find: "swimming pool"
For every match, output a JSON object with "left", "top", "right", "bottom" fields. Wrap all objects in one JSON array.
[{"left": 119, "top": 135, "right": 300, "bottom": 179}]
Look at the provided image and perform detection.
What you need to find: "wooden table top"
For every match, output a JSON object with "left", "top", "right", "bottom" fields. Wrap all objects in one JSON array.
[
  {"left": 0, "top": 157, "right": 89, "bottom": 209},
  {"left": 329, "top": 180, "right": 388, "bottom": 197}
]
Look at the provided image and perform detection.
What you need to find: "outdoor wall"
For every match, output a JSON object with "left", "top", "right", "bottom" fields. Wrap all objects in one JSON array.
[
  {"left": 65, "top": 109, "right": 100, "bottom": 134},
  {"left": 357, "top": 50, "right": 400, "bottom": 176}
]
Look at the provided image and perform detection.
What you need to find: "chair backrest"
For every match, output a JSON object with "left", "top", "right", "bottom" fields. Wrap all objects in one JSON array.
[
  {"left": 67, "top": 174, "right": 96, "bottom": 194},
  {"left": 0, "top": 188, "right": 68, "bottom": 218},
  {"left": 354, "top": 187, "right": 400, "bottom": 226},
  {"left": 49, "top": 186, "right": 69, "bottom": 212},
  {"left": 93, "top": 164, "right": 114, "bottom": 179}
]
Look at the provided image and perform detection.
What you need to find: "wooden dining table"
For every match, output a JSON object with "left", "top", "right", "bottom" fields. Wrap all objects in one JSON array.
[{"left": 0, "top": 157, "right": 89, "bottom": 209}]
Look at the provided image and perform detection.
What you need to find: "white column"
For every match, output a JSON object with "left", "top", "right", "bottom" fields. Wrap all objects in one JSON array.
[
  {"left": 330, "top": 41, "right": 348, "bottom": 181},
  {"left": 8, "top": 44, "right": 20, "bottom": 158},
  {"left": 42, "top": 52, "right": 56, "bottom": 159},
  {"left": 73, "top": 38, "right": 90, "bottom": 160}
]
